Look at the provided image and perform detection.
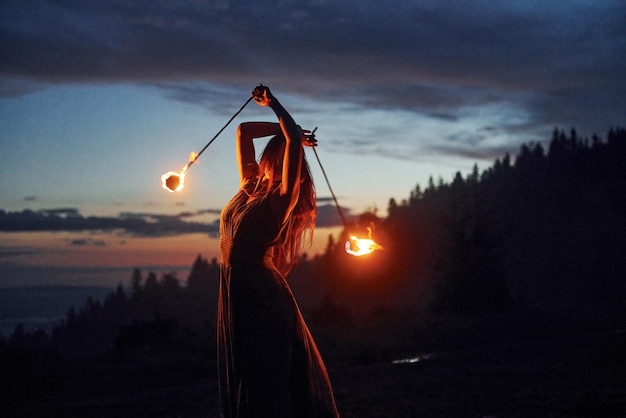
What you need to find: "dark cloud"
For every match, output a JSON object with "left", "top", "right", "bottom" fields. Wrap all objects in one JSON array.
[
  {"left": 40, "top": 208, "right": 81, "bottom": 217},
  {"left": 428, "top": 144, "right": 516, "bottom": 163},
  {"left": 196, "top": 208, "right": 223, "bottom": 215},
  {"left": 3, "top": 2, "right": 623, "bottom": 88},
  {"left": 1, "top": 0, "right": 625, "bottom": 154},
  {"left": 155, "top": 82, "right": 250, "bottom": 113},
  {"left": 316, "top": 196, "right": 338, "bottom": 204},
  {"left": 0, "top": 0, "right": 248, "bottom": 83},
  {"left": 0, "top": 208, "right": 221, "bottom": 238},
  {"left": 0, "top": 247, "right": 39, "bottom": 259},
  {"left": 315, "top": 203, "right": 354, "bottom": 229},
  {"left": 0, "top": 204, "right": 354, "bottom": 236},
  {"left": 70, "top": 238, "right": 106, "bottom": 247}
]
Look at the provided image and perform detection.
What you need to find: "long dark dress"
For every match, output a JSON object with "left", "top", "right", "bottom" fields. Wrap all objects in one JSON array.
[{"left": 217, "top": 184, "right": 340, "bottom": 418}]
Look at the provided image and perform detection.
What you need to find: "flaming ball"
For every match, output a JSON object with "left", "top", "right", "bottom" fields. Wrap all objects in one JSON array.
[
  {"left": 345, "top": 236, "right": 382, "bottom": 257},
  {"left": 161, "top": 171, "right": 185, "bottom": 192},
  {"left": 165, "top": 174, "right": 180, "bottom": 191}
]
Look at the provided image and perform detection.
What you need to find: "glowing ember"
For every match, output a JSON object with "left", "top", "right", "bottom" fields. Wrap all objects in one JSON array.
[
  {"left": 345, "top": 236, "right": 383, "bottom": 256},
  {"left": 161, "top": 170, "right": 185, "bottom": 192},
  {"left": 166, "top": 174, "right": 180, "bottom": 190},
  {"left": 345, "top": 226, "right": 383, "bottom": 256},
  {"left": 161, "top": 152, "right": 197, "bottom": 192}
]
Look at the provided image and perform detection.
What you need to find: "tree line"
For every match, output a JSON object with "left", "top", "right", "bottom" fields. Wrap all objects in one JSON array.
[
  {"left": 2, "top": 126, "right": 625, "bottom": 382},
  {"left": 298, "top": 126, "right": 626, "bottom": 316}
]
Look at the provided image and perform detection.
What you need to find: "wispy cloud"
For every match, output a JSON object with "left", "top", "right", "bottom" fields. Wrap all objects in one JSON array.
[
  {"left": 315, "top": 203, "right": 354, "bottom": 229},
  {"left": 70, "top": 238, "right": 106, "bottom": 247},
  {"left": 0, "top": 208, "right": 221, "bottom": 238},
  {"left": 0, "top": 247, "right": 40, "bottom": 259},
  {"left": 0, "top": 203, "right": 348, "bottom": 237}
]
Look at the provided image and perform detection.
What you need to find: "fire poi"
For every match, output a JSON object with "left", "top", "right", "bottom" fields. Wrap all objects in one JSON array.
[
  {"left": 160, "top": 95, "right": 254, "bottom": 192},
  {"left": 309, "top": 130, "right": 383, "bottom": 257},
  {"left": 159, "top": 91, "right": 383, "bottom": 257},
  {"left": 161, "top": 152, "right": 198, "bottom": 192},
  {"left": 162, "top": 172, "right": 182, "bottom": 192},
  {"left": 346, "top": 227, "right": 383, "bottom": 256}
]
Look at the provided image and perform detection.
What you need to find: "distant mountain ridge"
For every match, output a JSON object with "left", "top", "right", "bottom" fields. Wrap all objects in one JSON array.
[{"left": 0, "top": 285, "right": 112, "bottom": 336}]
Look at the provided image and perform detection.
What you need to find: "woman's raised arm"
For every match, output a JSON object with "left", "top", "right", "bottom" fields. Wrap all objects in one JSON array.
[
  {"left": 236, "top": 121, "right": 281, "bottom": 184},
  {"left": 252, "top": 86, "right": 304, "bottom": 223}
]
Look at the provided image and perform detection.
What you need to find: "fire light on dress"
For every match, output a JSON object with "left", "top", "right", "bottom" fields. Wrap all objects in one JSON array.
[{"left": 161, "top": 152, "right": 198, "bottom": 192}]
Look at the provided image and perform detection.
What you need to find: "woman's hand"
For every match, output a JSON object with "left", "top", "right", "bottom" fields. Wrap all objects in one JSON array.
[
  {"left": 301, "top": 127, "right": 317, "bottom": 147},
  {"left": 252, "top": 85, "right": 274, "bottom": 107}
]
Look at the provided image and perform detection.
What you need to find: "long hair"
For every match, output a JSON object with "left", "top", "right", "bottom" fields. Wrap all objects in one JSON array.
[{"left": 255, "top": 134, "right": 316, "bottom": 275}]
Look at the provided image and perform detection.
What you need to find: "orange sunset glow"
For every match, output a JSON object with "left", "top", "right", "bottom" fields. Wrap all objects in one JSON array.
[{"left": 6, "top": 231, "right": 214, "bottom": 272}]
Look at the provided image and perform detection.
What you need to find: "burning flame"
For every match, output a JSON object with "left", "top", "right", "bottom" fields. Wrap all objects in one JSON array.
[
  {"left": 161, "top": 170, "right": 185, "bottom": 192},
  {"left": 345, "top": 227, "right": 383, "bottom": 257},
  {"left": 161, "top": 152, "right": 198, "bottom": 193}
]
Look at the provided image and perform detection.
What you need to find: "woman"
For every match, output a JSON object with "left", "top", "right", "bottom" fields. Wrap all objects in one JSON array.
[{"left": 217, "top": 85, "right": 340, "bottom": 418}]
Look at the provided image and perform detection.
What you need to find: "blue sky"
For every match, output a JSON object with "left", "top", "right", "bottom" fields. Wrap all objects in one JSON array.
[{"left": 1, "top": 0, "right": 625, "bottom": 287}]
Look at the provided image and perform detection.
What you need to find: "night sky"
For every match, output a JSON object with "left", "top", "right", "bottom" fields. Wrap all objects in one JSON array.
[{"left": 1, "top": 0, "right": 625, "bottom": 287}]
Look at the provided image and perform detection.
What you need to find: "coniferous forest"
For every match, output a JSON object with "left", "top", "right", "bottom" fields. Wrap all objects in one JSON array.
[{"left": 2, "top": 127, "right": 626, "bottom": 417}]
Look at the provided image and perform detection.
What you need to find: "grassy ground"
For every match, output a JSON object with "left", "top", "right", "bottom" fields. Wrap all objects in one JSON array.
[
  {"left": 332, "top": 330, "right": 626, "bottom": 417},
  {"left": 4, "top": 309, "right": 625, "bottom": 417}
]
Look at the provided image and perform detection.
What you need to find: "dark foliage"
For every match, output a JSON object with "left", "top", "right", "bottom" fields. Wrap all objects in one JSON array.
[
  {"left": 373, "top": 126, "right": 625, "bottom": 313},
  {"left": 1, "top": 256, "right": 220, "bottom": 397}
]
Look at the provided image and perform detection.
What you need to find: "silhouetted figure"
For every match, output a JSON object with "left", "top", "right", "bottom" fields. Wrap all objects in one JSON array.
[{"left": 217, "top": 85, "right": 340, "bottom": 417}]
